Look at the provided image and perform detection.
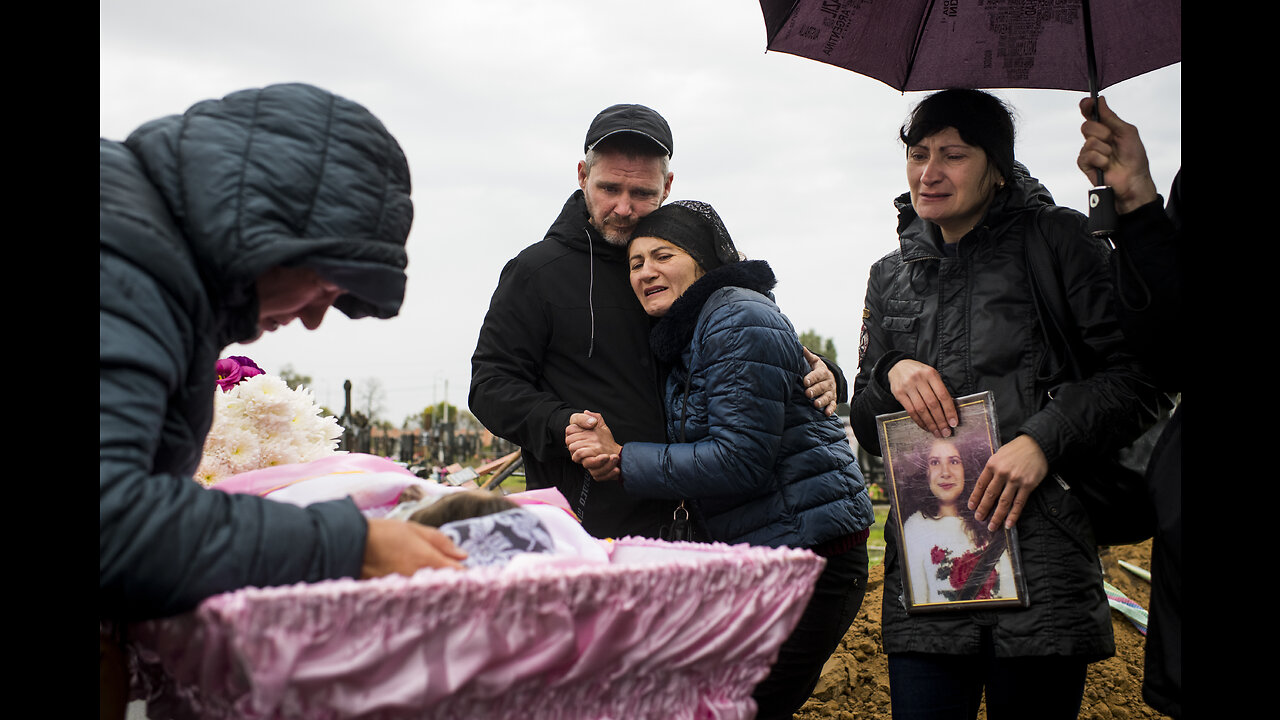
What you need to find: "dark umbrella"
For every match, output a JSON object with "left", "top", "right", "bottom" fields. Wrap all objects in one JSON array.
[{"left": 757, "top": 0, "right": 1179, "bottom": 232}]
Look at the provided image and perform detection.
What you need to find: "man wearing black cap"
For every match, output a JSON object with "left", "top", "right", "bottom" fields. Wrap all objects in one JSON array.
[{"left": 469, "top": 104, "right": 839, "bottom": 539}]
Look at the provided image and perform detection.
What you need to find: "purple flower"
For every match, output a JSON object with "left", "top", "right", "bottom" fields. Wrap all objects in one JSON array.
[
  {"left": 216, "top": 356, "right": 264, "bottom": 391},
  {"left": 228, "top": 356, "right": 264, "bottom": 378}
]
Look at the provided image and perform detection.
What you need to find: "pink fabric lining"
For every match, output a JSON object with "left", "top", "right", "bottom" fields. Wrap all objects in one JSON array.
[
  {"left": 210, "top": 454, "right": 421, "bottom": 516},
  {"left": 211, "top": 454, "right": 417, "bottom": 495},
  {"left": 128, "top": 539, "right": 825, "bottom": 719}
]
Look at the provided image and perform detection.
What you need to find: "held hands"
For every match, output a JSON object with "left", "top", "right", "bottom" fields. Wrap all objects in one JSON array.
[
  {"left": 968, "top": 435, "right": 1049, "bottom": 531},
  {"left": 887, "top": 359, "right": 958, "bottom": 438},
  {"left": 360, "top": 517, "right": 467, "bottom": 579},
  {"left": 1077, "top": 96, "right": 1159, "bottom": 215},
  {"left": 802, "top": 348, "right": 838, "bottom": 417},
  {"left": 565, "top": 411, "right": 622, "bottom": 482}
]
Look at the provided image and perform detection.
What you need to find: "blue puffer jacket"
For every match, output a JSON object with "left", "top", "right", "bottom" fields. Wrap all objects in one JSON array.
[
  {"left": 621, "top": 261, "right": 874, "bottom": 549},
  {"left": 100, "top": 83, "right": 413, "bottom": 621}
]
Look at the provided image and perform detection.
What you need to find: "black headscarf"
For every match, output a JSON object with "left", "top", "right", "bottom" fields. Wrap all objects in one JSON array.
[{"left": 629, "top": 200, "right": 740, "bottom": 271}]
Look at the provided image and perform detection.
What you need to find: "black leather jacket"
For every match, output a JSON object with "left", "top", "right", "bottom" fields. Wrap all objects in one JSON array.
[{"left": 851, "top": 164, "right": 1161, "bottom": 659}]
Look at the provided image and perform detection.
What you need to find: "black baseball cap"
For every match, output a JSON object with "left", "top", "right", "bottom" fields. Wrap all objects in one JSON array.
[{"left": 583, "top": 104, "right": 673, "bottom": 158}]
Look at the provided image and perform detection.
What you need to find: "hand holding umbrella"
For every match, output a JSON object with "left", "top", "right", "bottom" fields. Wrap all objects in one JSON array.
[{"left": 1077, "top": 96, "right": 1160, "bottom": 215}]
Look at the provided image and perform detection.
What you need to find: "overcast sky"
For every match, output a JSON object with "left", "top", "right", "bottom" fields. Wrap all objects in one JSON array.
[{"left": 101, "top": 1, "right": 1181, "bottom": 426}]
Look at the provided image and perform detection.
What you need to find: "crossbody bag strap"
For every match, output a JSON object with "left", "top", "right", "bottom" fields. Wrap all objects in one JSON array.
[
  {"left": 1025, "top": 207, "right": 1087, "bottom": 384},
  {"left": 655, "top": 369, "right": 698, "bottom": 542}
]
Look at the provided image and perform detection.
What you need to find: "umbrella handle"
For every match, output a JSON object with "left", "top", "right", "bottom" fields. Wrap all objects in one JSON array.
[
  {"left": 1085, "top": 95, "right": 1117, "bottom": 237},
  {"left": 1085, "top": 88, "right": 1117, "bottom": 236},
  {"left": 1087, "top": 186, "right": 1117, "bottom": 237}
]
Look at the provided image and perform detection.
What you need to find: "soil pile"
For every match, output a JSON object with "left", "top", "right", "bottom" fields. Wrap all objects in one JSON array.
[{"left": 795, "top": 540, "right": 1170, "bottom": 719}]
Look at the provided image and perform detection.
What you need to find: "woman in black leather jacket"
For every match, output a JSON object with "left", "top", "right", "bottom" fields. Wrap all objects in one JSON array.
[{"left": 850, "top": 89, "right": 1162, "bottom": 720}]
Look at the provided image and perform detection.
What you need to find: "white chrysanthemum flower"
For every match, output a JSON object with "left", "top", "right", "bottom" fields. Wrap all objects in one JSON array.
[
  {"left": 300, "top": 412, "right": 342, "bottom": 448},
  {"left": 239, "top": 375, "right": 292, "bottom": 416},
  {"left": 224, "top": 427, "right": 261, "bottom": 465},
  {"left": 255, "top": 441, "right": 293, "bottom": 469},
  {"left": 193, "top": 461, "right": 224, "bottom": 488},
  {"left": 198, "top": 369, "right": 344, "bottom": 486}
]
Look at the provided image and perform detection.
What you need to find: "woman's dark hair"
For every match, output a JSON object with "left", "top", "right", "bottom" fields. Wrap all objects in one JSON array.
[
  {"left": 409, "top": 490, "right": 518, "bottom": 527},
  {"left": 899, "top": 88, "right": 1016, "bottom": 184},
  {"left": 909, "top": 436, "right": 993, "bottom": 546}
]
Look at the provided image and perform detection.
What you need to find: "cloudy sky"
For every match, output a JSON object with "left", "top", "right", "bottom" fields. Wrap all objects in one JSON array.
[{"left": 100, "top": 1, "right": 1181, "bottom": 426}]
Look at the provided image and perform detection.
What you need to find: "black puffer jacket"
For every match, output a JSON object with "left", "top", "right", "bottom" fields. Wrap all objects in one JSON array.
[
  {"left": 100, "top": 83, "right": 413, "bottom": 621},
  {"left": 851, "top": 164, "right": 1161, "bottom": 659},
  {"left": 468, "top": 191, "right": 680, "bottom": 539}
]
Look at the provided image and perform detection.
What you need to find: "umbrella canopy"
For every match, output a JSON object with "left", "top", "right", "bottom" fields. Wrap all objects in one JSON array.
[{"left": 758, "top": 0, "right": 1180, "bottom": 94}]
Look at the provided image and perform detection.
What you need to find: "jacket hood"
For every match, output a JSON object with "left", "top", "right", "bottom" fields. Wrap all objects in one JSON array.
[
  {"left": 543, "top": 189, "right": 631, "bottom": 358},
  {"left": 545, "top": 190, "right": 625, "bottom": 257},
  {"left": 119, "top": 83, "right": 414, "bottom": 341},
  {"left": 650, "top": 259, "right": 776, "bottom": 362},
  {"left": 893, "top": 161, "right": 1054, "bottom": 258}
]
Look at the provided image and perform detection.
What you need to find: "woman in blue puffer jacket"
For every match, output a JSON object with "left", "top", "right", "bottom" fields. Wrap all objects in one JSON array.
[{"left": 566, "top": 200, "right": 875, "bottom": 720}]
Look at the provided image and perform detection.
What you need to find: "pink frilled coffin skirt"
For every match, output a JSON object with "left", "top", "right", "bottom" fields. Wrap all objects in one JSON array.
[{"left": 125, "top": 455, "right": 826, "bottom": 719}]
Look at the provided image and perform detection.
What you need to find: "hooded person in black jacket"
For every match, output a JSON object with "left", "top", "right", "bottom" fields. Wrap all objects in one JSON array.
[
  {"left": 101, "top": 83, "right": 471, "bottom": 719},
  {"left": 469, "top": 104, "right": 842, "bottom": 540},
  {"left": 100, "top": 84, "right": 468, "bottom": 624}
]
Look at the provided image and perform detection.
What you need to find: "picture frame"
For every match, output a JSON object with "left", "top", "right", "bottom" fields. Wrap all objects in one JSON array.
[{"left": 876, "top": 391, "right": 1029, "bottom": 612}]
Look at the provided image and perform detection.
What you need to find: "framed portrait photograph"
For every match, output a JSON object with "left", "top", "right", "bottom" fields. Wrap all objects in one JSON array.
[{"left": 876, "top": 391, "right": 1029, "bottom": 613}]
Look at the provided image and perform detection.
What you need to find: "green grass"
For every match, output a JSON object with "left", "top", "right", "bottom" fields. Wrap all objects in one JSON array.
[
  {"left": 498, "top": 473, "right": 527, "bottom": 493},
  {"left": 868, "top": 503, "right": 890, "bottom": 566}
]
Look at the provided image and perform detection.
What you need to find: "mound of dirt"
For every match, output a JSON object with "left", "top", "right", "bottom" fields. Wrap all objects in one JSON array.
[{"left": 794, "top": 540, "right": 1170, "bottom": 720}]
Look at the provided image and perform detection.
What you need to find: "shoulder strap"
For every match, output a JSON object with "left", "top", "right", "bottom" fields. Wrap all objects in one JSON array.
[{"left": 1025, "top": 208, "right": 1085, "bottom": 384}]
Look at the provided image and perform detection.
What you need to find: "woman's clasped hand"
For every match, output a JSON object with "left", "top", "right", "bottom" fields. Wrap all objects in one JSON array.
[{"left": 566, "top": 410, "right": 621, "bottom": 481}]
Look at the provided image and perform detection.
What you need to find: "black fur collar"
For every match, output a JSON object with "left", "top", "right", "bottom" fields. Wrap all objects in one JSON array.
[{"left": 649, "top": 260, "right": 776, "bottom": 362}]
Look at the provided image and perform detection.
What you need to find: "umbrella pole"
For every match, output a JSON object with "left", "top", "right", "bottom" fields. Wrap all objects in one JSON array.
[
  {"left": 1082, "top": 0, "right": 1104, "bottom": 186},
  {"left": 1081, "top": 0, "right": 1117, "bottom": 236}
]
